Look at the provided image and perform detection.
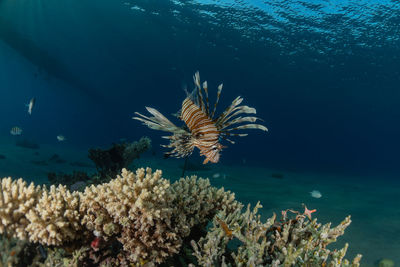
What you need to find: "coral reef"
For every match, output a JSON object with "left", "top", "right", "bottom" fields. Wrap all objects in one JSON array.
[
  {"left": 179, "top": 159, "right": 211, "bottom": 172},
  {"left": 79, "top": 168, "right": 237, "bottom": 264},
  {"left": 0, "top": 178, "right": 41, "bottom": 240},
  {"left": 0, "top": 167, "right": 237, "bottom": 265},
  {"left": 88, "top": 137, "right": 151, "bottom": 180},
  {"left": 47, "top": 137, "right": 151, "bottom": 189},
  {"left": 0, "top": 179, "right": 84, "bottom": 246},
  {"left": 0, "top": 235, "right": 46, "bottom": 267},
  {"left": 80, "top": 167, "right": 176, "bottom": 263},
  {"left": 0, "top": 235, "right": 27, "bottom": 267},
  {"left": 25, "top": 185, "right": 83, "bottom": 246},
  {"left": 0, "top": 167, "right": 361, "bottom": 266},
  {"left": 191, "top": 202, "right": 362, "bottom": 266},
  {"left": 170, "top": 176, "right": 239, "bottom": 237}
]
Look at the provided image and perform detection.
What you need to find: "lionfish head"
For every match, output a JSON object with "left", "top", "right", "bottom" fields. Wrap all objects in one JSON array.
[{"left": 202, "top": 143, "right": 225, "bottom": 164}]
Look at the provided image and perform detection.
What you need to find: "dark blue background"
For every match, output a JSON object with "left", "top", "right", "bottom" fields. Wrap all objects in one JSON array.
[{"left": 1, "top": 0, "right": 399, "bottom": 176}]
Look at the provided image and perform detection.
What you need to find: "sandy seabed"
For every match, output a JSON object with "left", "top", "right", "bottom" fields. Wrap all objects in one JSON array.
[{"left": 0, "top": 136, "right": 398, "bottom": 267}]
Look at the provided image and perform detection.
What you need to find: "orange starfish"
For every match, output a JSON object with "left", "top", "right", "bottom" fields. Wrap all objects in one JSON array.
[{"left": 304, "top": 205, "right": 317, "bottom": 220}]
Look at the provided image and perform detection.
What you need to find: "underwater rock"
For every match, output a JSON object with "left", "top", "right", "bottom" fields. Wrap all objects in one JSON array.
[
  {"left": 179, "top": 159, "right": 211, "bottom": 171},
  {"left": 47, "top": 171, "right": 91, "bottom": 188},
  {"left": 377, "top": 258, "right": 395, "bottom": 267},
  {"left": 70, "top": 181, "right": 87, "bottom": 192},
  {"left": 48, "top": 153, "right": 66, "bottom": 164},
  {"left": 70, "top": 161, "right": 93, "bottom": 168},
  {"left": 271, "top": 172, "right": 284, "bottom": 179},
  {"left": 0, "top": 154, "right": 6, "bottom": 159},
  {"left": 15, "top": 138, "right": 40, "bottom": 149},
  {"left": 30, "top": 160, "right": 48, "bottom": 166},
  {"left": 88, "top": 136, "right": 151, "bottom": 180}
]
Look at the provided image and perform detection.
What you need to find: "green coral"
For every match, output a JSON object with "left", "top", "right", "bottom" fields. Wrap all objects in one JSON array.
[
  {"left": 0, "top": 235, "right": 27, "bottom": 267},
  {"left": 191, "top": 202, "right": 362, "bottom": 267}
]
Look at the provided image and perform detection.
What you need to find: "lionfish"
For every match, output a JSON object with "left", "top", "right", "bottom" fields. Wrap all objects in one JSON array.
[{"left": 133, "top": 72, "right": 268, "bottom": 164}]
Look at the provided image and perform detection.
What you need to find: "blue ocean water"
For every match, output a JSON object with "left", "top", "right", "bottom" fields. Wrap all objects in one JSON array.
[{"left": 0, "top": 0, "right": 399, "bottom": 265}]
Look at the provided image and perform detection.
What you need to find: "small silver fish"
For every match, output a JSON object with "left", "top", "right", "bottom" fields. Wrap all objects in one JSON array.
[
  {"left": 310, "top": 190, "right": 322, "bottom": 199},
  {"left": 57, "top": 135, "right": 66, "bottom": 142},
  {"left": 10, "top": 126, "right": 22, "bottom": 136},
  {"left": 212, "top": 173, "right": 220, "bottom": 178},
  {"left": 27, "top": 97, "right": 35, "bottom": 115}
]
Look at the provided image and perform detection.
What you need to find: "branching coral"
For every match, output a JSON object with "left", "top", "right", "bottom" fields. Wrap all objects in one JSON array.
[
  {"left": 79, "top": 168, "right": 238, "bottom": 264},
  {"left": 0, "top": 179, "right": 85, "bottom": 247},
  {"left": 0, "top": 235, "right": 28, "bottom": 267},
  {"left": 191, "top": 202, "right": 362, "bottom": 267},
  {"left": 25, "top": 185, "right": 83, "bottom": 246},
  {"left": 170, "top": 176, "right": 239, "bottom": 237},
  {"left": 0, "top": 178, "right": 41, "bottom": 240},
  {"left": 0, "top": 168, "right": 361, "bottom": 266},
  {"left": 80, "top": 167, "right": 177, "bottom": 263},
  {"left": 0, "top": 167, "right": 236, "bottom": 264}
]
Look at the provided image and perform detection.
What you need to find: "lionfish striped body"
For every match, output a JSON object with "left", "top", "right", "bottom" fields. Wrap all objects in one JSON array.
[{"left": 133, "top": 72, "right": 268, "bottom": 164}]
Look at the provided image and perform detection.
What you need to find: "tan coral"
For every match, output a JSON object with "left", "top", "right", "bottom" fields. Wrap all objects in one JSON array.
[
  {"left": 0, "top": 177, "right": 41, "bottom": 240},
  {"left": 171, "top": 175, "right": 239, "bottom": 237},
  {"left": 2, "top": 167, "right": 240, "bottom": 265},
  {"left": 25, "top": 184, "right": 83, "bottom": 246},
  {"left": 79, "top": 183, "right": 118, "bottom": 239},
  {"left": 80, "top": 167, "right": 178, "bottom": 263},
  {"left": 79, "top": 168, "right": 239, "bottom": 264}
]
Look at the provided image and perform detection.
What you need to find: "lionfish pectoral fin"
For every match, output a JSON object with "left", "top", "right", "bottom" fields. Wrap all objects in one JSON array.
[{"left": 203, "top": 158, "right": 210, "bottom": 164}]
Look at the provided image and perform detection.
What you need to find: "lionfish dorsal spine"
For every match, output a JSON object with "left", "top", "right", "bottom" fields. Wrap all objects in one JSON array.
[
  {"left": 202, "top": 81, "right": 210, "bottom": 116},
  {"left": 211, "top": 83, "right": 223, "bottom": 119},
  {"left": 193, "top": 71, "right": 206, "bottom": 115}
]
